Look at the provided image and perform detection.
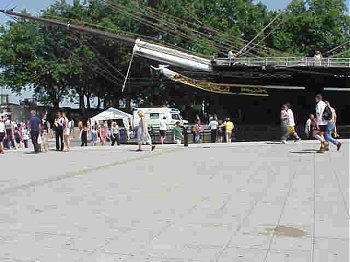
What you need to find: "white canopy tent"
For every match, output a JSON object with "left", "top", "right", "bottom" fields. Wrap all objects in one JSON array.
[{"left": 91, "top": 107, "right": 133, "bottom": 130}]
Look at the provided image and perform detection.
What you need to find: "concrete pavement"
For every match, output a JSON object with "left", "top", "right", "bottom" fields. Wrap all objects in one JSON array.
[{"left": 0, "top": 140, "right": 349, "bottom": 261}]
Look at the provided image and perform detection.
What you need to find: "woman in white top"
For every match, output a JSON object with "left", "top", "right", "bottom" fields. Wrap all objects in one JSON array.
[
  {"left": 280, "top": 104, "right": 289, "bottom": 144},
  {"left": 62, "top": 112, "right": 70, "bottom": 152},
  {"left": 0, "top": 116, "right": 5, "bottom": 154},
  {"left": 136, "top": 110, "right": 155, "bottom": 152}
]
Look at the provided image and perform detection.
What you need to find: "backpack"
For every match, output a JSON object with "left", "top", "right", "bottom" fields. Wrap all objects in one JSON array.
[{"left": 322, "top": 106, "right": 333, "bottom": 121}]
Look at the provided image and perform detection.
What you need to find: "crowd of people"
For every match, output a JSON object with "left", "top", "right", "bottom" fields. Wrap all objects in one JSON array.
[
  {"left": 0, "top": 111, "right": 46, "bottom": 154},
  {"left": 0, "top": 96, "right": 343, "bottom": 155},
  {"left": 77, "top": 118, "right": 122, "bottom": 148},
  {"left": 191, "top": 116, "right": 235, "bottom": 144},
  {"left": 280, "top": 93, "right": 342, "bottom": 152}
]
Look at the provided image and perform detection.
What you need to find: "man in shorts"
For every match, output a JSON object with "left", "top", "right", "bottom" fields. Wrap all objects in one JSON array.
[
  {"left": 159, "top": 116, "right": 167, "bottom": 144},
  {"left": 315, "top": 94, "right": 328, "bottom": 153},
  {"left": 286, "top": 103, "right": 301, "bottom": 142},
  {"left": 224, "top": 118, "right": 234, "bottom": 143}
]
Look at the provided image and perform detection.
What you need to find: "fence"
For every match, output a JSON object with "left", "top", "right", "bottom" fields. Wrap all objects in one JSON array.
[{"left": 214, "top": 57, "right": 350, "bottom": 68}]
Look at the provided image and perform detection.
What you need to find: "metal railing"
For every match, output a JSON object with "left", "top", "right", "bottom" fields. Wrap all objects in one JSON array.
[{"left": 214, "top": 57, "right": 350, "bottom": 68}]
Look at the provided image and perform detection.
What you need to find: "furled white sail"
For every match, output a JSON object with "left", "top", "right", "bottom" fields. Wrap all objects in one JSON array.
[{"left": 133, "top": 39, "right": 212, "bottom": 72}]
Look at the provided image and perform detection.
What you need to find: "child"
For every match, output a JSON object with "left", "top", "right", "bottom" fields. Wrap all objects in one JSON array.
[
  {"left": 91, "top": 126, "right": 98, "bottom": 146},
  {"left": 14, "top": 127, "right": 22, "bottom": 148},
  {"left": 21, "top": 125, "right": 30, "bottom": 149}
]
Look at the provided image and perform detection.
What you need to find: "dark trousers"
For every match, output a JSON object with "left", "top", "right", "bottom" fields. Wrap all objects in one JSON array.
[
  {"left": 211, "top": 129, "right": 217, "bottom": 143},
  {"left": 55, "top": 127, "right": 64, "bottom": 150},
  {"left": 30, "top": 130, "right": 40, "bottom": 153},
  {"left": 111, "top": 133, "right": 120, "bottom": 146},
  {"left": 81, "top": 131, "right": 88, "bottom": 146},
  {"left": 5, "top": 130, "right": 15, "bottom": 149}
]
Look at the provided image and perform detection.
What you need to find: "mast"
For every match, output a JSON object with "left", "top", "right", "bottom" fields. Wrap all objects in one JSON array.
[
  {"left": 0, "top": 9, "right": 136, "bottom": 46},
  {"left": 0, "top": 9, "right": 212, "bottom": 72}
]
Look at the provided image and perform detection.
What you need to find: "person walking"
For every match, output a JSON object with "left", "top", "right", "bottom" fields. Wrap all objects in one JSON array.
[
  {"left": 208, "top": 117, "right": 219, "bottom": 143},
  {"left": 304, "top": 114, "right": 316, "bottom": 140},
  {"left": 4, "top": 114, "right": 16, "bottom": 149},
  {"left": 224, "top": 118, "right": 234, "bottom": 143},
  {"left": 315, "top": 94, "right": 328, "bottom": 153},
  {"left": 54, "top": 112, "right": 64, "bottom": 151},
  {"left": 193, "top": 119, "right": 201, "bottom": 143},
  {"left": 280, "top": 104, "right": 290, "bottom": 144},
  {"left": 173, "top": 121, "right": 183, "bottom": 144},
  {"left": 159, "top": 116, "right": 167, "bottom": 144},
  {"left": 62, "top": 112, "right": 70, "bottom": 152},
  {"left": 110, "top": 121, "right": 120, "bottom": 146},
  {"left": 217, "top": 120, "right": 224, "bottom": 143},
  {"left": 27, "top": 110, "right": 41, "bottom": 154},
  {"left": 0, "top": 116, "right": 5, "bottom": 154},
  {"left": 324, "top": 101, "right": 341, "bottom": 151},
  {"left": 136, "top": 110, "right": 155, "bottom": 152},
  {"left": 286, "top": 103, "right": 301, "bottom": 142}
]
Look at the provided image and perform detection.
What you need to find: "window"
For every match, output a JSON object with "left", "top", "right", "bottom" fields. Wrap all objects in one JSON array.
[
  {"left": 150, "top": 113, "right": 159, "bottom": 119},
  {"left": 172, "top": 114, "right": 180, "bottom": 120}
]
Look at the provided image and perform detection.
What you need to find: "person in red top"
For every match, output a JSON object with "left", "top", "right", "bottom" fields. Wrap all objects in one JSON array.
[
  {"left": 99, "top": 122, "right": 107, "bottom": 146},
  {"left": 193, "top": 119, "right": 201, "bottom": 143},
  {"left": 0, "top": 116, "right": 6, "bottom": 154}
]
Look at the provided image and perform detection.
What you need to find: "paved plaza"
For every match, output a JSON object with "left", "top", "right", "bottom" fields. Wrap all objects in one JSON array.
[{"left": 0, "top": 140, "right": 349, "bottom": 262}]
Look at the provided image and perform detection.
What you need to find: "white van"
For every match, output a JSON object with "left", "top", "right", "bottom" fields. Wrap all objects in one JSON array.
[{"left": 133, "top": 107, "right": 188, "bottom": 129}]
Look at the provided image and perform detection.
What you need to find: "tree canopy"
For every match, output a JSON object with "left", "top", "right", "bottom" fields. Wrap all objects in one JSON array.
[{"left": 0, "top": 0, "right": 349, "bottom": 109}]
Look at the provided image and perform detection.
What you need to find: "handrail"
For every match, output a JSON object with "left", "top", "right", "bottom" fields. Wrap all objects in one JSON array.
[{"left": 214, "top": 57, "right": 350, "bottom": 68}]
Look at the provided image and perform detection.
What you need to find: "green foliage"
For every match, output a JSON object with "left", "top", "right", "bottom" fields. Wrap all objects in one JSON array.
[{"left": 0, "top": 0, "right": 349, "bottom": 109}]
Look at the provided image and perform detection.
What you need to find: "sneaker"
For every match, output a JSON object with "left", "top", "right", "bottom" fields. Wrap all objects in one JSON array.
[
  {"left": 337, "top": 143, "right": 342, "bottom": 151},
  {"left": 294, "top": 137, "right": 301, "bottom": 142},
  {"left": 281, "top": 140, "right": 287, "bottom": 144},
  {"left": 324, "top": 143, "right": 330, "bottom": 151}
]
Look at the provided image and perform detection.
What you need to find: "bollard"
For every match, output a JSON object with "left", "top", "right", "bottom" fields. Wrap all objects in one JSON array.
[{"left": 183, "top": 126, "right": 189, "bottom": 147}]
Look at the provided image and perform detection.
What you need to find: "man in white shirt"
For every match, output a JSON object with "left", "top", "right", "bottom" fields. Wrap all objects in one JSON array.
[
  {"left": 228, "top": 50, "right": 235, "bottom": 66},
  {"left": 315, "top": 94, "right": 328, "bottom": 152},
  {"left": 159, "top": 116, "right": 167, "bottom": 144},
  {"left": 208, "top": 117, "right": 219, "bottom": 143},
  {"left": 286, "top": 103, "right": 301, "bottom": 142}
]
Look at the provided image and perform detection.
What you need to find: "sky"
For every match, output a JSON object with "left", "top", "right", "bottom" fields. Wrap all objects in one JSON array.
[{"left": 0, "top": 0, "right": 349, "bottom": 23}]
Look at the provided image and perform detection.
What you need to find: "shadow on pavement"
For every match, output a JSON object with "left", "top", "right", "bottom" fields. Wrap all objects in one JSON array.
[{"left": 290, "top": 149, "right": 318, "bottom": 154}]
